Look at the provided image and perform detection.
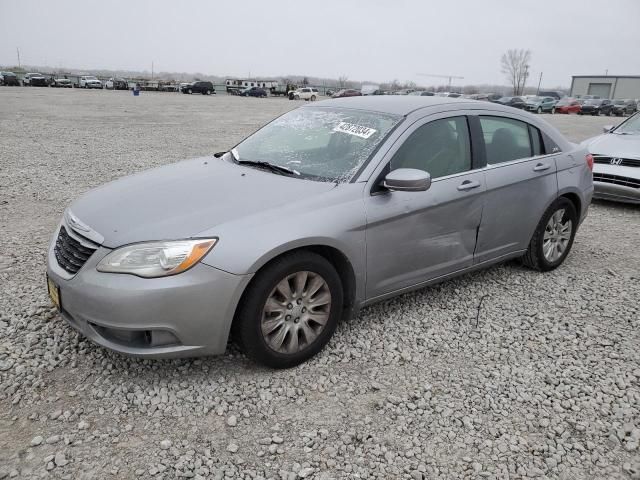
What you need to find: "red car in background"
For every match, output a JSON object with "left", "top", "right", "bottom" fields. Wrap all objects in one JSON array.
[{"left": 555, "top": 97, "right": 581, "bottom": 114}]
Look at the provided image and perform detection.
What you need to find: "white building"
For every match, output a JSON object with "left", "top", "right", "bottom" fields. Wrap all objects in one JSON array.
[{"left": 570, "top": 75, "right": 640, "bottom": 99}]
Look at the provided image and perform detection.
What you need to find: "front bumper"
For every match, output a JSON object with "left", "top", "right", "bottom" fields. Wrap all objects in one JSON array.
[
  {"left": 46, "top": 223, "right": 252, "bottom": 358},
  {"left": 592, "top": 164, "right": 640, "bottom": 204},
  {"left": 593, "top": 182, "right": 640, "bottom": 204}
]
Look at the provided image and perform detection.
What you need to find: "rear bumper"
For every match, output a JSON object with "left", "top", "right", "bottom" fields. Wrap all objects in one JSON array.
[{"left": 46, "top": 224, "right": 252, "bottom": 358}]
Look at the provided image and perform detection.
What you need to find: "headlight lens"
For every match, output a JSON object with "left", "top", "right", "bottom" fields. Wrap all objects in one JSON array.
[{"left": 96, "top": 239, "right": 217, "bottom": 278}]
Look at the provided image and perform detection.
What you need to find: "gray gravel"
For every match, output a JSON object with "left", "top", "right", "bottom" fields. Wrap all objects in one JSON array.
[{"left": 1, "top": 88, "right": 639, "bottom": 479}]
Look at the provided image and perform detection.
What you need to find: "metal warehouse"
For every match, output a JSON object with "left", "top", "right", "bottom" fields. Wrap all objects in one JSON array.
[{"left": 570, "top": 75, "right": 640, "bottom": 99}]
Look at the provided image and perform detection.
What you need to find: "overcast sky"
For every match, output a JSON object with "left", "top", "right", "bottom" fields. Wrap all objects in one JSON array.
[{"left": 1, "top": 0, "right": 639, "bottom": 88}]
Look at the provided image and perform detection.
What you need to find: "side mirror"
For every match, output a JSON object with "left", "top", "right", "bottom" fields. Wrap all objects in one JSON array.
[
  {"left": 602, "top": 125, "right": 614, "bottom": 133},
  {"left": 383, "top": 168, "right": 432, "bottom": 192}
]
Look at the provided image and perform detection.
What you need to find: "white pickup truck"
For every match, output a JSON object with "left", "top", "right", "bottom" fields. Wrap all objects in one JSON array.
[{"left": 291, "top": 87, "right": 319, "bottom": 101}]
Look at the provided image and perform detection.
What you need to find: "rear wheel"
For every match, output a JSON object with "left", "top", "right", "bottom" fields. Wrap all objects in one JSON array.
[
  {"left": 234, "top": 251, "right": 343, "bottom": 368},
  {"left": 187, "top": 88, "right": 192, "bottom": 94},
  {"left": 522, "top": 197, "right": 577, "bottom": 272},
  {"left": 551, "top": 107, "right": 556, "bottom": 114},
  {"left": 310, "top": 95, "right": 316, "bottom": 101}
]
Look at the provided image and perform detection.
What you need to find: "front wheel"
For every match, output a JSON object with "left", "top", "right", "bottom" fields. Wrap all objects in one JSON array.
[
  {"left": 537, "top": 106, "right": 542, "bottom": 114},
  {"left": 522, "top": 197, "right": 577, "bottom": 272},
  {"left": 310, "top": 95, "right": 316, "bottom": 101},
  {"left": 551, "top": 107, "right": 556, "bottom": 114},
  {"left": 294, "top": 95, "right": 300, "bottom": 100},
  {"left": 186, "top": 89, "right": 192, "bottom": 94},
  {"left": 233, "top": 252, "right": 343, "bottom": 368}
]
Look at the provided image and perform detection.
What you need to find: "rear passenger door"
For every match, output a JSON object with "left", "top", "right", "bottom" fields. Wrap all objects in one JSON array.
[{"left": 474, "top": 115, "right": 558, "bottom": 264}]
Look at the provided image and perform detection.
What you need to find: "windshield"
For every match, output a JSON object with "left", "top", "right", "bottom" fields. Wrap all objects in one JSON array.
[
  {"left": 613, "top": 100, "right": 626, "bottom": 105},
  {"left": 584, "top": 99, "right": 601, "bottom": 105},
  {"left": 614, "top": 113, "right": 640, "bottom": 134},
  {"left": 556, "top": 98, "right": 571, "bottom": 105},
  {"left": 527, "top": 96, "right": 542, "bottom": 102},
  {"left": 235, "top": 107, "right": 401, "bottom": 182},
  {"left": 498, "top": 97, "right": 512, "bottom": 102},
  {"left": 86, "top": 76, "right": 97, "bottom": 80}
]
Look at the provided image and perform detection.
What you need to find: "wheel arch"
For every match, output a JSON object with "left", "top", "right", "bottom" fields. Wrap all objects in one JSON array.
[{"left": 233, "top": 243, "right": 359, "bottom": 329}]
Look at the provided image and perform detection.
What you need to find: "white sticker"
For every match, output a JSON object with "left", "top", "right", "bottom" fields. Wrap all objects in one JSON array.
[{"left": 333, "top": 122, "right": 377, "bottom": 139}]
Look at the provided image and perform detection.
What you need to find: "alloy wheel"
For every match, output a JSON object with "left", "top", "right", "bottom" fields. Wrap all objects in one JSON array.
[
  {"left": 542, "top": 209, "right": 572, "bottom": 262},
  {"left": 261, "top": 271, "right": 331, "bottom": 354}
]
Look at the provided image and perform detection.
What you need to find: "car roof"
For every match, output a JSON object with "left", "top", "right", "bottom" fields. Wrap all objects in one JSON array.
[{"left": 315, "top": 95, "right": 509, "bottom": 116}]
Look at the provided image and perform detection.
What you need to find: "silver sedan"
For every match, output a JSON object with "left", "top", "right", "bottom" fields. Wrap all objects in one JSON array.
[
  {"left": 47, "top": 97, "right": 593, "bottom": 368},
  {"left": 584, "top": 112, "right": 640, "bottom": 204}
]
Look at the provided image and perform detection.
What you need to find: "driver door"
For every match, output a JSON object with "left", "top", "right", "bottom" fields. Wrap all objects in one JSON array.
[{"left": 364, "top": 114, "right": 485, "bottom": 300}]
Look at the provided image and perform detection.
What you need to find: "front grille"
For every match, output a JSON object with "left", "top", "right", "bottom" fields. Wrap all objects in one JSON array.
[
  {"left": 593, "top": 156, "right": 640, "bottom": 168},
  {"left": 593, "top": 173, "right": 640, "bottom": 189},
  {"left": 54, "top": 226, "right": 97, "bottom": 274}
]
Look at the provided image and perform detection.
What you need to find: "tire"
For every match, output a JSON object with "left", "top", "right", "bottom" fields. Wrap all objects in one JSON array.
[
  {"left": 233, "top": 251, "right": 344, "bottom": 368},
  {"left": 551, "top": 107, "right": 556, "bottom": 114},
  {"left": 522, "top": 197, "right": 578, "bottom": 272},
  {"left": 203, "top": 90, "right": 210, "bottom": 95},
  {"left": 536, "top": 107, "right": 542, "bottom": 114},
  {"left": 294, "top": 95, "right": 300, "bottom": 100},
  {"left": 607, "top": 109, "right": 612, "bottom": 116},
  {"left": 310, "top": 95, "right": 316, "bottom": 101},
  {"left": 187, "top": 89, "right": 192, "bottom": 94}
]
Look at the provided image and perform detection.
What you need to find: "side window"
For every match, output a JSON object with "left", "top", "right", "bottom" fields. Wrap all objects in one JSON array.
[
  {"left": 390, "top": 116, "right": 471, "bottom": 178},
  {"left": 528, "top": 125, "right": 544, "bottom": 156},
  {"left": 480, "top": 116, "right": 532, "bottom": 164}
]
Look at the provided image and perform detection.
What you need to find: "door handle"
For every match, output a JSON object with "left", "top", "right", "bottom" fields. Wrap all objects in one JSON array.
[
  {"left": 457, "top": 180, "right": 481, "bottom": 191},
  {"left": 533, "top": 163, "right": 551, "bottom": 172}
]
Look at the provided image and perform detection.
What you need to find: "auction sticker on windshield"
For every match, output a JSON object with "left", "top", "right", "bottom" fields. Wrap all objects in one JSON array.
[{"left": 333, "top": 122, "right": 377, "bottom": 139}]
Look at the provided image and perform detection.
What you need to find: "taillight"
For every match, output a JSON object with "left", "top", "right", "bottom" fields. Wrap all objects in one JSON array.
[{"left": 585, "top": 154, "right": 594, "bottom": 171}]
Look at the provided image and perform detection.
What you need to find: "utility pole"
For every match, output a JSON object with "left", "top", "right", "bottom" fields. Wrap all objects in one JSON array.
[
  {"left": 16, "top": 47, "right": 21, "bottom": 68},
  {"left": 536, "top": 71, "right": 543, "bottom": 95},
  {"left": 151, "top": 61, "right": 154, "bottom": 80}
]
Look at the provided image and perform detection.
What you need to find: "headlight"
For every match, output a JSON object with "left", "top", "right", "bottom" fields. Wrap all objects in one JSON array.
[{"left": 96, "top": 239, "right": 217, "bottom": 278}]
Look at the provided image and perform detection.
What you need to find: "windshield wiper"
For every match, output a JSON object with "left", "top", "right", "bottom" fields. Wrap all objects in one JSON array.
[{"left": 237, "top": 159, "right": 300, "bottom": 176}]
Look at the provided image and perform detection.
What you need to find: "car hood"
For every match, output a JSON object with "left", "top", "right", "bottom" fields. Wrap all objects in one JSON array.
[
  {"left": 68, "top": 157, "right": 337, "bottom": 248},
  {"left": 584, "top": 133, "right": 640, "bottom": 158}
]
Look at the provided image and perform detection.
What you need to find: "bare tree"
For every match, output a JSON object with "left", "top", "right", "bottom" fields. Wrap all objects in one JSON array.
[
  {"left": 337, "top": 75, "right": 349, "bottom": 88},
  {"left": 501, "top": 49, "right": 531, "bottom": 96}
]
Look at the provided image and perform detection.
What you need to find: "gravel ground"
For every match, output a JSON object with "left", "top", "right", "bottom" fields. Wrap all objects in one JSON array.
[{"left": 1, "top": 88, "right": 639, "bottom": 480}]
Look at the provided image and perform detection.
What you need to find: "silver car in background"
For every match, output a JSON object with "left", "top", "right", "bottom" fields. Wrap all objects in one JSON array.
[
  {"left": 46, "top": 97, "right": 593, "bottom": 368},
  {"left": 584, "top": 112, "right": 640, "bottom": 204}
]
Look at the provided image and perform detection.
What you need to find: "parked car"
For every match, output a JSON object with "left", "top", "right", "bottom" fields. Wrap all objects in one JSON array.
[
  {"left": 611, "top": 99, "right": 637, "bottom": 116},
  {"left": 538, "top": 90, "right": 564, "bottom": 100},
  {"left": 554, "top": 97, "right": 582, "bottom": 114},
  {"left": 23, "top": 73, "right": 48, "bottom": 87},
  {"left": 486, "top": 93, "right": 503, "bottom": 103},
  {"left": 46, "top": 96, "right": 592, "bottom": 368},
  {"left": 79, "top": 76, "right": 103, "bottom": 89},
  {"left": 105, "top": 78, "right": 128, "bottom": 90},
  {"left": 579, "top": 99, "right": 613, "bottom": 116},
  {"left": 182, "top": 81, "right": 215, "bottom": 95},
  {"left": 409, "top": 91, "right": 435, "bottom": 96},
  {"left": 290, "top": 87, "right": 318, "bottom": 101},
  {"left": 51, "top": 77, "right": 73, "bottom": 88},
  {"left": 331, "top": 89, "right": 362, "bottom": 98},
  {"left": 240, "top": 86, "right": 267, "bottom": 98},
  {"left": 583, "top": 112, "right": 640, "bottom": 204},
  {"left": 524, "top": 96, "right": 558, "bottom": 114},
  {"left": 495, "top": 96, "right": 526, "bottom": 109},
  {"left": 0, "top": 71, "right": 20, "bottom": 86},
  {"left": 394, "top": 89, "right": 415, "bottom": 95}
]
